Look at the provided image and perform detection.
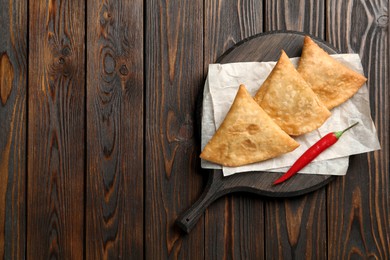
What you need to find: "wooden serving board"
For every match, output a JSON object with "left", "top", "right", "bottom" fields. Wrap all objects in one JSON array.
[{"left": 176, "top": 31, "right": 340, "bottom": 233}]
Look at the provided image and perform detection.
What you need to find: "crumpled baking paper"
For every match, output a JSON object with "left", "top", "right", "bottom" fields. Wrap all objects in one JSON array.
[{"left": 201, "top": 54, "right": 381, "bottom": 177}]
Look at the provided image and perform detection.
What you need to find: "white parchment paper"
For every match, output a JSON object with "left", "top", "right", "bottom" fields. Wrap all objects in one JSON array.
[{"left": 201, "top": 54, "right": 381, "bottom": 176}]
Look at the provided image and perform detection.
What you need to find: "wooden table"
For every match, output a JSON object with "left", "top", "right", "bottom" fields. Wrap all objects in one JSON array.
[{"left": 1, "top": 0, "right": 389, "bottom": 259}]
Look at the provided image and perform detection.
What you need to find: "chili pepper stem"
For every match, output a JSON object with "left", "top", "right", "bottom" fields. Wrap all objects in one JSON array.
[{"left": 334, "top": 122, "right": 359, "bottom": 138}]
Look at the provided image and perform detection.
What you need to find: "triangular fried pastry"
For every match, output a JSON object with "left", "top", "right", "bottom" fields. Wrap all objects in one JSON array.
[
  {"left": 254, "top": 50, "right": 331, "bottom": 136},
  {"left": 297, "top": 36, "right": 367, "bottom": 109},
  {"left": 200, "top": 85, "right": 299, "bottom": 167}
]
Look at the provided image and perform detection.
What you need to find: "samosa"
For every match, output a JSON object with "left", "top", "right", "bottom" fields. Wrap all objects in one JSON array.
[
  {"left": 254, "top": 50, "right": 331, "bottom": 136},
  {"left": 200, "top": 85, "right": 299, "bottom": 167},
  {"left": 297, "top": 36, "right": 367, "bottom": 110}
]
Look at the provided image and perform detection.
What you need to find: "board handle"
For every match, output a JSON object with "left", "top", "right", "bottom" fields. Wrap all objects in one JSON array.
[{"left": 176, "top": 177, "right": 224, "bottom": 233}]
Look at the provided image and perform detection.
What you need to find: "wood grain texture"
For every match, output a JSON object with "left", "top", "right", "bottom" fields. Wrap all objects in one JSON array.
[
  {"left": 86, "top": 0, "right": 144, "bottom": 259},
  {"left": 205, "top": 194, "right": 264, "bottom": 260},
  {"left": 204, "top": 0, "right": 263, "bottom": 61},
  {"left": 327, "top": 0, "right": 390, "bottom": 258},
  {"left": 265, "top": 0, "right": 325, "bottom": 38},
  {"left": 145, "top": 1, "right": 204, "bottom": 259},
  {"left": 203, "top": 1, "right": 264, "bottom": 259},
  {"left": 0, "top": 0, "right": 26, "bottom": 259},
  {"left": 265, "top": 194, "right": 327, "bottom": 259},
  {"left": 27, "top": 0, "right": 85, "bottom": 258},
  {"left": 263, "top": 1, "right": 328, "bottom": 259}
]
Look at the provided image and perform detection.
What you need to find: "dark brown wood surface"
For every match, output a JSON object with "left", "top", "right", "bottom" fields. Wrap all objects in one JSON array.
[
  {"left": 0, "top": 0, "right": 389, "bottom": 259},
  {"left": 145, "top": 1, "right": 204, "bottom": 259},
  {"left": 86, "top": 0, "right": 143, "bottom": 259},
  {"left": 0, "top": 0, "right": 26, "bottom": 259},
  {"left": 28, "top": 0, "right": 85, "bottom": 259}
]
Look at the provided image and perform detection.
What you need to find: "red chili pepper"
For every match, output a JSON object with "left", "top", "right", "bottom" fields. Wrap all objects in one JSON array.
[{"left": 273, "top": 122, "right": 359, "bottom": 185}]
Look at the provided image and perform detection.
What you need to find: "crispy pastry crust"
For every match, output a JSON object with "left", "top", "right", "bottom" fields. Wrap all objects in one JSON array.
[
  {"left": 255, "top": 50, "right": 331, "bottom": 136},
  {"left": 298, "top": 36, "right": 367, "bottom": 110},
  {"left": 200, "top": 85, "right": 299, "bottom": 167}
]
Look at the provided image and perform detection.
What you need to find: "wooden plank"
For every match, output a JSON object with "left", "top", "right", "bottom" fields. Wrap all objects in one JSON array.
[
  {"left": 205, "top": 194, "right": 265, "bottom": 259},
  {"left": 86, "top": 0, "right": 144, "bottom": 259},
  {"left": 265, "top": 0, "right": 325, "bottom": 38},
  {"left": 204, "top": 0, "right": 264, "bottom": 259},
  {"left": 264, "top": 0, "right": 327, "bottom": 258},
  {"left": 0, "top": 0, "right": 27, "bottom": 259},
  {"left": 265, "top": 193, "right": 327, "bottom": 259},
  {"left": 326, "top": 0, "right": 390, "bottom": 258},
  {"left": 145, "top": 1, "right": 204, "bottom": 259},
  {"left": 27, "top": 0, "right": 85, "bottom": 258}
]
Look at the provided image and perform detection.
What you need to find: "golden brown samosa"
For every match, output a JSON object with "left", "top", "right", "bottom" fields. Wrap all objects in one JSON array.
[
  {"left": 254, "top": 50, "right": 331, "bottom": 136},
  {"left": 200, "top": 85, "right": 299, "bottom": 167},
  {"left": 297, "top": 36, "right": 367, "bottom": 110}
]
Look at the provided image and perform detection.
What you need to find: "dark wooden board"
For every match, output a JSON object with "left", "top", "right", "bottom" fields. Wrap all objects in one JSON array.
[
  {"left": 27, "top": 0, "right": 85, "bottom": 258},
  {"left": 145, "top": 1, "right": 205, "bottom": 259},
  {"left": 0, "top": 0, "right": 27, "bottom": 258},
  {"left": 86, "top": 0, "right": 144, "bottom": 259},
  {"left": 176, "top": 31, "right": 339, "bottom": 233},
  {"left": 265, "top": 0, "right": 325, "bottom": 38}
]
